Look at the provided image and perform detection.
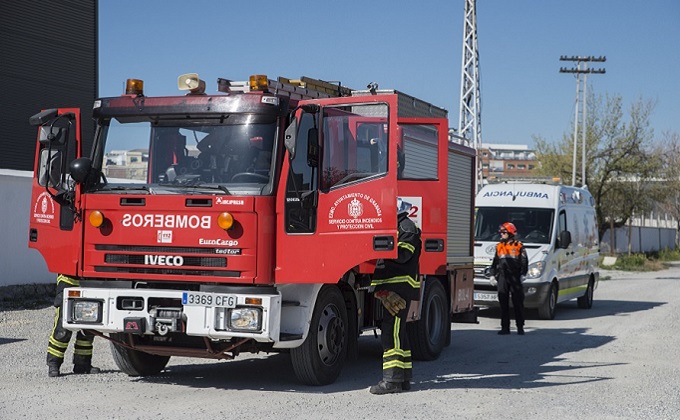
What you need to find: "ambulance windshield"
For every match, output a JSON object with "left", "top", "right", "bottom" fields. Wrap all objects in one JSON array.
[{"left": 475, "top": 207, "right": 554, "bottom": 244}]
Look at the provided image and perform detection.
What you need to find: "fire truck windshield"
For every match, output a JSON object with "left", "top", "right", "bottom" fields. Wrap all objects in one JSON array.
[{"left": 99, "top": 116, "right": 277, "bottom": 195}]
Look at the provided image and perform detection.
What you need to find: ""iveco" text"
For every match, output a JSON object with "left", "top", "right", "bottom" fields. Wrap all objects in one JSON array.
[{"left": 144, "top": 255, "right": 184, "bottom": 266}]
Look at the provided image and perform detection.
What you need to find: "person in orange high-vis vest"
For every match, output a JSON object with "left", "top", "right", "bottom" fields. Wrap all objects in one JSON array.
[
  {"left": 490, "top": 222, "right": 528, "bottom": 335},
  {"left": 46, "top": 274, "right": 100, "bottom": 377}
]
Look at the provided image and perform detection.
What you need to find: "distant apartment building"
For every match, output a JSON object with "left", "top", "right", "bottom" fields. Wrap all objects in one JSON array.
[{"left": 479, "top": 143, "right": 538, "bottom": 180}]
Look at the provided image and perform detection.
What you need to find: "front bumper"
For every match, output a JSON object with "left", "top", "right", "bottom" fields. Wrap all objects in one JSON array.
[
  {"left": 473, "top": 279, "right": 552, "bottom": 309},
  {"left": 62, "top": 287, "right": 282, "bottom": 342}
]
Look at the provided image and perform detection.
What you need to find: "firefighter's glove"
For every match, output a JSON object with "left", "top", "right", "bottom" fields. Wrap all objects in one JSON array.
[
  {"left": 489, "top": 276, "right": 497, "bottom": 287},
  {"left": 375, "top": 290, "right": 406, "bottom": 316}
]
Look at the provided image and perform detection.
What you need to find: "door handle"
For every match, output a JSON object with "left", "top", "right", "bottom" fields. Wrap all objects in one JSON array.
[{"left": 373, "top": 235, "right": 395, "bottom": 251}]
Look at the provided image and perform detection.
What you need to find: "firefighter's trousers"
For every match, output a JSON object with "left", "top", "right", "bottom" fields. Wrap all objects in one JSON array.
[
  {"left": 380, "top": 307, "right": 412, "bottom": 383},
  {"left": 46, "top": 277, "right": 94, "bottom": 368},
  {"left": 498, "top": 282, "right": 525, "bottom": 330}
]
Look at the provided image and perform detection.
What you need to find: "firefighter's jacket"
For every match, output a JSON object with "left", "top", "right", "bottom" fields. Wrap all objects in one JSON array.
[
  {"left": 490, "top": 239, "right": 528, "bottom": 293},
  {"left": 371, "top": 213, "right": 422, "bottom": 301}
]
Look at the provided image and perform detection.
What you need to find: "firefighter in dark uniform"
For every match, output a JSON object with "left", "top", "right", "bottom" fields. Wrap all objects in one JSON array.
[
  {"left": 47, "top": 274, "right": 100, "bottom": 377},
  {"left": 369, "top": 198, "right": 421, "bottom": 394},
  {"left": 489, "top": 222, "right": 529, "bottom": 335}
]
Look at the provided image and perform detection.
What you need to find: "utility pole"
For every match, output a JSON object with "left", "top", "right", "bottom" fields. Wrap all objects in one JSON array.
[
  {"left": 459, "top": 0, "right": 483, "bottom": 191},
  {"left": 559, "top": 55, "right": 606, "bottom": 187}
]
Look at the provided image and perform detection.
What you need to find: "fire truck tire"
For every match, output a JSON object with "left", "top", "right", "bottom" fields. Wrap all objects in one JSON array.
[
  {"left": 109, "top": 333, "right": 171, "bottom": 376},
  {"left": 407, "top": 279, "right": 449, "bottom": 361},
  {"left": 290, "top": 285, "right": 348, "bottom": 386}
]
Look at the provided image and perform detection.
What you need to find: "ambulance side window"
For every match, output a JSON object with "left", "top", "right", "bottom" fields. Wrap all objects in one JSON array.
[{"left": 557, "top": 210, "right": 568, "bottom": 246}]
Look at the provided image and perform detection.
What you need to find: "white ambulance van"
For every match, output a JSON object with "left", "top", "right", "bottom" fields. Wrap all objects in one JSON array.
[{"left": 473, "top": 182, "right": 599, "bottom": 319}]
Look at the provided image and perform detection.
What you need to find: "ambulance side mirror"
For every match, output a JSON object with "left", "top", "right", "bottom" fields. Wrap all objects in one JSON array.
[{"left": 558, "top": 230, "right": 571, "bottom": 249}]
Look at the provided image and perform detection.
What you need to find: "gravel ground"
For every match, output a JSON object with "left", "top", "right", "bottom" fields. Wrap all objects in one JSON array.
[{"left": 2, "top": 265, "right": 680, "bottom": 419}]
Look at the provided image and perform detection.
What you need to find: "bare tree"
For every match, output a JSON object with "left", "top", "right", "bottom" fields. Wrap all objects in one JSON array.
[{"left": 534, "top": 94, "right": 666, "bottom": 241}]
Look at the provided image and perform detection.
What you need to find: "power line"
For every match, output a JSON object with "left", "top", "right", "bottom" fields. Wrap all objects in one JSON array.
[{"left": 559, "top": 55, "right": 606, "bottom": 187}]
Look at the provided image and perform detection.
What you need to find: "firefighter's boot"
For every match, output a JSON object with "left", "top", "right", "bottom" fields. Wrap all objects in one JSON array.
[
  {"left": 369, "top": 380, "right": 402, "bottom": 395},
  {"left": 48, "top": 364, "right": 60, "bottom": 378},
  {"left": 402, "top": 380, "right": 412, "bottom": 391},
  {"left": 73, "top": 364, "right": 101, "bottom": 374}
]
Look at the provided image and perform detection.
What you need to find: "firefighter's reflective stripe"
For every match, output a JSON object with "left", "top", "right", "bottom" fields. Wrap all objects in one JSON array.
[
  {"left": 370, "top": 275, "right": 420, "bottom": 289},
  {"left": 47, "top": 308, "right": 68, "bottom": 358},
  {"left": 57, "top": 274, "right": 80, "bottom": 286},
  {"left": 382, "top": 317, "right": 412, "bottom": 371},
  {"left": 74, "top": 339, "right": 94, "bottom": 357},
  {"left": 398, "top": 241, "right": 415, "bottom": 254},
  {"left": 47, "top": 307, "right": 69, "bottom": 359}
]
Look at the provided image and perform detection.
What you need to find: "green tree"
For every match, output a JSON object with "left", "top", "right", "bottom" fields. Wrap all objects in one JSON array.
[{"left": 534, "top": 94, "right": 667, "bottom": 241}]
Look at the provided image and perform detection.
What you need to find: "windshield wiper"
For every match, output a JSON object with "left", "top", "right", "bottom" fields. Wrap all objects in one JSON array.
[
  {"left": 99, "top": 185, "right": 152, "bottom": 193},
  {"left": 157, "top": 183, "right": 231, "bottom": 195}
]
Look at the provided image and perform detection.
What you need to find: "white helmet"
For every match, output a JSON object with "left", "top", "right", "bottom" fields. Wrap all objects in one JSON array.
[{"left": 397, "top": 197, "right": 412, "bottom": 215}]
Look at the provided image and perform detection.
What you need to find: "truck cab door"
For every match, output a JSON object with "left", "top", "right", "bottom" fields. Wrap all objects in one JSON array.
[
  {"left": 28, "top": 108, "right": 84, "bottom": 276},
  {"left": 276, "top": 98, "right": 399, "bottom": 283}
]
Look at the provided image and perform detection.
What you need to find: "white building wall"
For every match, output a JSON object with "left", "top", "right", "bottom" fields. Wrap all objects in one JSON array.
[{"left": 0, "top": 170, "right": 53, "bottom": 287}]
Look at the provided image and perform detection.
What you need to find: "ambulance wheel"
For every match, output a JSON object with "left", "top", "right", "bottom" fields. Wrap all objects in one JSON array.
[
  {"left": 109, "top": 333, "right": 170, "bottom": 376},
  {"left": 577, "top": 277, "right": 595, "bottom": 309},
  {"left": 291, "top": 286, "right": 348, "bottom": 385},
  {"left": 538, "top": 282, "right": 558, "bottom": 320},
  {"left": 408, "top": 279, "right": 449, "bottom": 361}
]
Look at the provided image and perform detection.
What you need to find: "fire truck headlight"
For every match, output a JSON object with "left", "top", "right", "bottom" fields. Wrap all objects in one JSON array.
[
  {"left": 217, "top": 212, "right": 234, "bottom": 230},
  {"left": 229, "top": 307, "right": 262, "bottom": 331},
  {"left": 71, "top": 300, "right": 102, "bottom": 323}
]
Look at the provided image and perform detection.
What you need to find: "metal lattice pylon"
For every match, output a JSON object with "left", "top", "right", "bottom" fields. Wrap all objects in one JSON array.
[{"left": 458, "top": 0, "right": 483, "bottom": 189}]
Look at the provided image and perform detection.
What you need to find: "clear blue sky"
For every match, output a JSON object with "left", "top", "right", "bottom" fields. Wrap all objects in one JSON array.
[{"left": 99, "top": 0, "right": 680, "bottom": 147}]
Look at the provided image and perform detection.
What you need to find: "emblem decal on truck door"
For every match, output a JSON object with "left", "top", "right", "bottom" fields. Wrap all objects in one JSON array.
[
  {"left": 327, "top": 192, "right": 383, "bottom": 231},
  {"left": 32, "top": 192, "right": 55, "bottom": 225}
]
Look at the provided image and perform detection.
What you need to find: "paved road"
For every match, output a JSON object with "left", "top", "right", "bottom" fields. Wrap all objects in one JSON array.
[{"left": 1, "top": 265, "right": 679, "bottom": 419}]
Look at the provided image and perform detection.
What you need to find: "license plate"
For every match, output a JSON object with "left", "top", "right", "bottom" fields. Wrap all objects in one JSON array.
[
  {"left": 182, "top": 292, "right": 236, "bottom": 308},
  {"left": 474, "top": 292, "right": 497, "bottom": 301}
]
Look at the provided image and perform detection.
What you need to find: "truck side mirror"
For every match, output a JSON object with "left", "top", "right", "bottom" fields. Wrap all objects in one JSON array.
[
  {"left": 284, "top": 119, "right": 297, "bottom": 160},
  {"left": 38, "top": 149, "right": 63, "bottom": 188},
  {"left": 70, "top": 157, "right": 93, "bottom": 184},
  {"left": 38, "top": 126, "right": 66, "bottom": 145},
  {"left": 301, "top": 190, "right": 318, "bottom": 209},
  {"left": 558, "top": 230, "right": 571, "bottom": 249},
  {"left": 29, "top": 109, "right": 59, "bottom": 126},
  {"left": 306, "top": 127, "right": 319, "bottom": 168}
]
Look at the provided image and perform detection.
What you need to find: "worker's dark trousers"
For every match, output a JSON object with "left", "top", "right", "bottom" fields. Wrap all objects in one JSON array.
[
  {"left": 46, "top": 280, "right": 94, "bottom": 368},
  {"left": 380, "top": 308, "right": 412, "bottom": 383},
  {"left": 498, "top": 282, "right": 525, "bottom": 330}
]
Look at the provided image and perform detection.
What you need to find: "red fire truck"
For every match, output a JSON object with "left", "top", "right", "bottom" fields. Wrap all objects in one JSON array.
[{"left": 28, "top": 73, "right": 476, "bottom": 385}]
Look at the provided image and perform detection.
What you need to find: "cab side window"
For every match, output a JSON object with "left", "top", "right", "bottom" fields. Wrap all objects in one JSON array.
[{"left": 285, "top": 113, "right": 317, "bottom": 233}]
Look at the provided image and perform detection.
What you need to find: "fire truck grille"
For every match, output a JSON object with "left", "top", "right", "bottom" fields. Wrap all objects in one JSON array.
[
  {"left": 104, "top": 254, "right": 226, "bottom": 267},
  {"left": 93, "top": 245, "right": 240, "bottom": 277},
  {"left": 95, "top": 244, "right": 241, "bottom": 255},
  {"left": 94, "top": 266, "right": 240, "bottom": 277}
]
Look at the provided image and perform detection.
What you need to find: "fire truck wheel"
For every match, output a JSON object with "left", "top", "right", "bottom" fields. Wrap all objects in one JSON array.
[
  {"left": 109, "top": 333, "right": 171, "bottom": 376},
  {"left": 407, "top": 279, "right": 449, "bottom": 361},
  {"left": 291, "top": 286, "right": 348, "bottom": 386}
]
